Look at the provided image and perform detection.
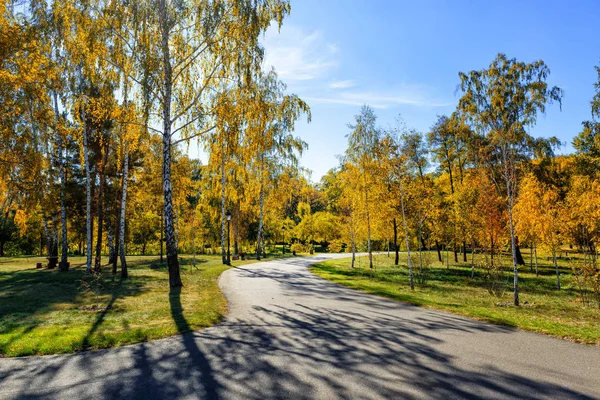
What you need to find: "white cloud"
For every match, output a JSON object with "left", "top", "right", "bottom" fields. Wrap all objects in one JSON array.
[
  {"left": 328, "top": 80, "right": 355, "bottom": 89},
  {"left": 305, "top": 85, "right": 451, "bottom": 109},
  {"left": 262, "top": 24, "right": 338, "bottom": 81}
]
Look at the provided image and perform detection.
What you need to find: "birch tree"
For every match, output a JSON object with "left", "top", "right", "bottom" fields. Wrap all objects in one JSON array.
[
  {"left": 108, "top": 0, "right": 291, "bottom": 288},
  {"left": 458, "top": 53, "right": 563, "bottom": 306},
  {"left": 243, "top": 70, "right": 309, "bottom": 260},
  {"left": 345, "top": 105, "right": 380, "bottom": 268}
]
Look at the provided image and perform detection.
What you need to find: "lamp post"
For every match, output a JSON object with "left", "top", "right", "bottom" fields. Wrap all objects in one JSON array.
[
  {"left": 281, "top": 225, "right": 286, "bottom": 254},
  {"left": 226, "top": 210, "right": 232, "bottom": 265}
]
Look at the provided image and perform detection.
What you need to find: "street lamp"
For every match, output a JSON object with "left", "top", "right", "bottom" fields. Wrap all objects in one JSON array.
[
  {"left": 281, "top": 225, "right": 286, "bottom": 254},
  {"left": 226, "top": 210, "right": 232, "bottom": 265}
]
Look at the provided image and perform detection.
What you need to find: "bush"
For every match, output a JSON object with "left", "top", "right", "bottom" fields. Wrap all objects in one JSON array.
[
  {"left": 328, "top": 240, "right": 344, "bottom": 253},
  {"left": 482, "top": 261, "right": 507, "bottom": 298},
  {"left": 572, "top": 259, "right": 600, "bottom": 309},
  {"left": 414, "top": 251, "right": 433, "bottom": 285},
  {"left": 291, "top": 243, "right": 310, "bottom": 254}
]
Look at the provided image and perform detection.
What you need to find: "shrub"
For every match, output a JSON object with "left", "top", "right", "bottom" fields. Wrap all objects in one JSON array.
[
  {"left": 328, "top": 240, "right": 344, "bottom": 253},
  {"left": 572, "top": 259, "right": 600, "bottom": 310},
  {"left": 414, "top": 251, "right": 433, "bottom": 285},
  {"left": 291, "top": 243, "right": 310, "bottom": 254},
  {"left": 482, "top": 261, "right": 507, "bottom": 298}
]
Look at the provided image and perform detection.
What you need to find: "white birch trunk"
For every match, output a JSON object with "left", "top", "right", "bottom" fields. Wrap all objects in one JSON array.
[
  {"left": 256, "top": 181, "right": 264, "bottom": 260},
  {"left": 119, "top": 141, "right": 129, "bottom": 278},
  {"left": 220, "top": 136, "right": 227, "bottom": 265},
  {"left": 350, "top": 205, "right": 356, "bottom": 268},
  {"left": 363, "top": 175, "right": 373, "bottom": 268},
  {"left": 83, "top": 122, "right": 93, "bottom": 274},
  {"left": 53, "top": 92, "right": 68, "bottom": 271},
  {"left": 399, "top": 179, "right": 414, "bottom": 290},
  {"left": 159, "top": 0, "right": 182, "bottom": 288},
  {"left": 119, "top": 78, "right": 130, "bottom": 278},
  {"left": 42, "top": 211, "right": 53, "bottom": 257},
  {"left": 507, "top": 177, "right": 519, "bottom": 306},
  {"left": 51, "top": 215, "right": 59, "bottom": 258}
]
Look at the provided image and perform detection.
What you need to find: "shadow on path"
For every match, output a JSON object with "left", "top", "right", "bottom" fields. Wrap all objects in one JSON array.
[{"left": 0, "top": 256, "right": 598, "bottom": 399}]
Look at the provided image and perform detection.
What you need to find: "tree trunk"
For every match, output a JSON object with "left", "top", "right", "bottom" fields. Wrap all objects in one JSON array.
[
  {"left": 256, "top": 181, "right": 264, "bottom": 260},
  {"left": 490, "top": 234, "right": 495, "bottom": 267},
  {"left": 160, "top": 212, "right": 164, "bottom": 263},
  {"left": 463, "top": 240, "right": 467, "bottom": 262},
  {"left": 83, "top": 120, "right": 93, "bottom": 274},
  {"left": 393, "top": 217, "right": 399, "bottom": 265},
  {"left": 447, "top": 160, "right": 455, "bottom": 195},
  {"left": 220, "top": 135, "right": 227, "bottom": 265},
  {"left": 453, "top": 245, "right": 458, "bottom": 263},
  {"left": 162, "top": 132, "right": 181, "bottom": 287},
  {"left": 418, "top": 228, "right": 424, "bottom": 278},
  {"left": 234, "top": 202, "right": 239, "bottom": 256},
  {"left": 435, "top": 240, "right": 442, "bottom": 262},
  {"left": 191, "top": 211, "right": 196, "bottom": 269},
  {"left": 553, "top": 248, "right": 560, "bottom": 290},
  {"left": 0, "top": 241, "right": 4, "bottom": 257},
  {"left": 112, "top": 218, "right": 119, "bottom": 275},
  {"left": 233, "top": 231, "right": 238, "bottom": 256},
  {"left": 529, "top": 242, "right": 533, "bottom": 272},
  {"left": 119, "top": 143, "right": 129, "bottom": 278},
  {"left": 363, "top": 177, "right": 373, "bottom": 268},
  {"left": 534, "top": 243, "right": 538, "bottom": 277},
  {"left": 58, "top": 137, "right": 68, "bottom": 272},
  {"left": 53, "top": 92, "right": 69, "bottom": 272},
  {"left": 471, "top": 242, "right": 476, "bottom": 278},
  {"left": 515, "top": 237, "right": 525, "bottom": 265},
  {"left": 399, "top": 180, "right": 414, "bottom": 290},
  {"left": 159, "top": 0, "right": 182, "bottom": 288},
  {"left": 350, "top": 207, "right": 356, "bottom": 268},
  {"left": 42, "top": 211, "right": 53, "bottom": 257},
  {"left": 507, "top": 186, "right": 519, "bottom": 306},
  {"left": 52, "top": 215, "right": 59, "bottom": 258},
  {"left": 94, "top": 146, "right": 108, "bottom": 273},
  {"left": 107, "top": 229, "right": 115, "bottom": 268}
]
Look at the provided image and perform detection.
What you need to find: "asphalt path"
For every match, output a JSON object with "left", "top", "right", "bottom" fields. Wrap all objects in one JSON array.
[{"left": 1, "top": 254, "right": 599, "bottom": 399}]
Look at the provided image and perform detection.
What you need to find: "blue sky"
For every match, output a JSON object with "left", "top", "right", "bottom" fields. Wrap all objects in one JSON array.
[{"left": 258, "top": 0, "right": 600, "bottom": 181}]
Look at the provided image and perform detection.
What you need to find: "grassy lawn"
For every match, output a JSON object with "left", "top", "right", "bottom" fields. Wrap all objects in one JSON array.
[
  {"left": 0, "top": 254, "right": 268, "bottom": 357},
  {"left": 310, "top": 251, "right": 600, "bottom": 345}
]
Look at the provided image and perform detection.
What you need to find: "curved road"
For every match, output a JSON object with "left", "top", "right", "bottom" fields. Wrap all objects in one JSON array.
[{"left": 1, "top": 254, "right": 599, "bottom": 399}]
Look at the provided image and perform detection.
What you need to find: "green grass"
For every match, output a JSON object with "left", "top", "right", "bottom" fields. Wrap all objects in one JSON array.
[
  {"left": 310, "top": 250, "right": 600, "bottom": 345},
  {"left": 0, "top": 254, "right": 266, "bottom": 357}
]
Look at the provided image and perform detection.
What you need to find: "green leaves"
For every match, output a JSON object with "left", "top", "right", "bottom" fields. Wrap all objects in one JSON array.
[
  {"left": 573, "top": 64, "right": 600, "bottom": 171},
  {"left": 458, "top": 53, "right": 563, "bottom": 139}
]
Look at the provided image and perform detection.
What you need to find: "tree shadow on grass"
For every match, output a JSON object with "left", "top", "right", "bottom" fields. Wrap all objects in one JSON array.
[
  {"left": 0, "top": 269, "right": 150, "bottom": 356},
  {"left": 313, "top": 261, "right": 585, "bottom": 300},
  {"left": 1, "top": 257, "right": 598, "bottom": 399},
  {"left": 2, "top": 298, "right": 597, "bottom": 399}
]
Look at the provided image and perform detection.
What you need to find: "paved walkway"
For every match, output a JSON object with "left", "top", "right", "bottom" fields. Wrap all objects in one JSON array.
[{"left": 1, "top": 254, "right": 599, "bottom": 399}]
